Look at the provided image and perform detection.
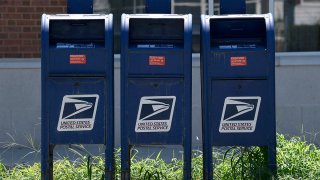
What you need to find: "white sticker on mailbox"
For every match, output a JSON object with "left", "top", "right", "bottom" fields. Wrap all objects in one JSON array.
[
  {"left": 57, "top": 94, "right": 99, "bottom": 131},
  {"left": 135, "top": 96, "right": 176, "bottom": 133},
  {"left": 219, "top": 96, "right": 261, "bottom": 133}
]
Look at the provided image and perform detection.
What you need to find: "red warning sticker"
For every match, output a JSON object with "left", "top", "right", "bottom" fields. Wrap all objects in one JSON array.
[
  {"left": 70, "top": 55, "right": 86, "bottom": 64},
  {"left": 230, "top": 56, "right": 247, "bottom": 66},
  {"left": 149, "top": 56, "right": 166, "bottom": 66}
]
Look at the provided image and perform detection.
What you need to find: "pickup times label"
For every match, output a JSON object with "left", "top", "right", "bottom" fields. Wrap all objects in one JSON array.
[
  {"left": 219, "top": 96, "right": 261, "bottom": 133},
  {"left": 135, "top": 96, "right": 176, "bottom": 133},
  {"left": 57, "top": 94, "right": 99, "bottom": 131}
]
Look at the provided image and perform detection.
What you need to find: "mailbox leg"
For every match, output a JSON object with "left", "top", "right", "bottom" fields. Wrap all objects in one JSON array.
[
  {"left": 105, "top": 107, "right": 114, "bottom": 180},
  {"left": 203, "top": 144, "right": 213, "bottom": 180},
  {"left": 184, "top": 112, "right": 192, "bottom": 180},
  {"left": 105, "top": 145, "right": 114, "bottom": 179},
  {"left": 203, "top": 116, "right": 213, "bottom": 180},
  {"left": 49, "top": 145, "right": 54, "bottom": 179},
  {"left": 121, "top": 144, "right": 130, "bottom": 180},
  {"left": 268, "top": 144, "right": 277, "bottom": 177},
  {"left": 183, "top": 141, "right": 192, "bottom": 179},
  {"left": 40, "top": 146, "right": 48, "bottom": 180},
  {"left": 41, "top": 144, "right": 54, "bottom": 180}
]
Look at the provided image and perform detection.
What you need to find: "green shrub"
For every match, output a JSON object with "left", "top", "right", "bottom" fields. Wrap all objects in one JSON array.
[
  {"left": 2, "top": 163, "right": 40, "bottom": 180},
  {"left": 0, "top": 161, "right": 7, "bottom": 178},
  {"left": 277, "top": 134, "right": 320, "bottom": 179},
  {"left": 0, "top": 133, "right": 319, "bottom": 179},
  {"left": 213, "top": 146, "right": 272, "bottom": 179}
]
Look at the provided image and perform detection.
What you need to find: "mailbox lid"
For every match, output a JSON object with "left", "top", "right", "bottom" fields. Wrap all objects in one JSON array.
[
  {"left": 128, "top": 18, "right": 185, "bottom": 48},
  {"left": 42, "top": 14, "right": 113, "bottom": 76},
  {"left": 47, "top": 77, "right": 107, "bottom": 144},
  {"left": 122, "top": 14, "right": 192, "bottom": 76},
  {"left": 210, "top": 79, "right": 274, "bottom": 146},
  {"left": 124, "top": 78, "right": 185, "bottom": 145},
  {"left": 201, "top": 14, "right": 274, "bottom": 78},
  {"left": 210, "top": 18, "right": 267, "bottom": 50}
]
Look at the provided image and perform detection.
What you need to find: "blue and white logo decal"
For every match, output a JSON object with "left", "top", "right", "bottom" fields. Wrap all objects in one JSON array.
[
  {"left": 219, "top": 96, "right": 261, "bottom": 133},
  {"left": 57, "top": 94, "right": 99, "bottom": 131},
  {"left": 135, "top": 96, "right": 176, "bottom": 132}
]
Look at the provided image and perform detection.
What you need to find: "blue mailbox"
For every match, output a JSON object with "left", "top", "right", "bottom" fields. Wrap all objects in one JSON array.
[
  {"left": 121, "top": 14, "right": 192, "bottom": 179},
  {"left": 41, "top": 14, "right": 114, "bottom": 179},
  {"left": 201, "top": 14, "right": 276, "bottom": 179}
]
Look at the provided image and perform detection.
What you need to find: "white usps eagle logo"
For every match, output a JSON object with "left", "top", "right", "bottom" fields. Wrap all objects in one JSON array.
[
  {"left": 135, "top": 96, "right": 176, "bottom": 133},
  {"left": 57, "top": 94, "right": 99, "bottom": 131},
  {"left": 219, "top": 96, "right": 261, "bottom": 133}
]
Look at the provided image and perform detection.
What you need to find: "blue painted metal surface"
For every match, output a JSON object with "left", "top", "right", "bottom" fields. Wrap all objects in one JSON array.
[
  {"left": 121, "top": 14, "right": 192, "bottom": 179},
  {"left": 201, "top": 14, "right": 276, "bottom": 179},
  {"left": 41, "top": 14, "right": 114, "bottom": 179},
  {"left": 145, "top": 0, "right": 171, "bottom": 14},
  {"left": 67, "top": 0, "right": 93, "bottom": 14},
  {"left": 220, "top": 0, "right": 246, "bottom": 14}
]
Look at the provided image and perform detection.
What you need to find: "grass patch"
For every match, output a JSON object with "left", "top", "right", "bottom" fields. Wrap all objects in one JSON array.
[
  {"left": 277, "top": 134, "right": 320, "bottom": 179},
  {"left": 0, "top": 134, "right": 319, "bottom": 179},
  {"left": 213, "top": 146, "right": 272, "bottom": 179}
]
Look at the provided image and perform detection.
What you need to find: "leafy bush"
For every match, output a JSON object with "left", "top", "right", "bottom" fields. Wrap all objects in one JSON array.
[
  {"left": 0, "top": 134, "right": 319, "bottom": 179},
  {"left": 213, "top": 146, "right": 272, "bottom": 179},
  {"left": 277, "top": 134, "right": 320, "bottom": 179},
  {"left": 4, "top": 163, "right": 40, "bottom": 180}
]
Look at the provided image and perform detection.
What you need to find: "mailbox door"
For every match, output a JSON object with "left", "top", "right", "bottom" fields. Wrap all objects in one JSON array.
[
  {"left": 125, "top": 78, "right": 184, "bottom": 145},
  {"left": 47, "top": 77, "right": 106, "bottom": 144},
  {"left": 210, "top": 79, "right": 273, "bottom": 146}
]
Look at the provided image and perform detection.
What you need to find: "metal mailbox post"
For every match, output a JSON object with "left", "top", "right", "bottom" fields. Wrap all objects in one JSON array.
[
  {"left": 121, "top": 14, "right": 192, "bottom": 179},
  {"left": 201, "top": 14, "right": 276, "bottom": 179},
  {"left": 41, "top": 14, "right": 114, "bottom": 179}
]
